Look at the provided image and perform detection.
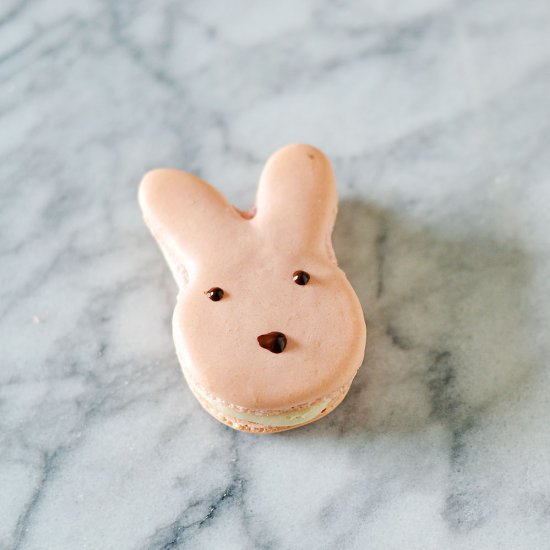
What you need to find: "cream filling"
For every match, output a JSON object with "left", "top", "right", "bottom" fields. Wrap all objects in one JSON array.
[{"left": 202, "top": 393, "right": 332, "bottom": 428}]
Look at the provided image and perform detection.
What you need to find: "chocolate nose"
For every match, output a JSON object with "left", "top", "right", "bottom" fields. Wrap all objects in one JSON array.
[{"left": 257, "top": 332, "right": 287, "bottom": 354}]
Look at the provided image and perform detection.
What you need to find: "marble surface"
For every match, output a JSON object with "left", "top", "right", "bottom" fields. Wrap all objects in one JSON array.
[{"left": 2, "top": 0, "right": 550, "bottom": 548}]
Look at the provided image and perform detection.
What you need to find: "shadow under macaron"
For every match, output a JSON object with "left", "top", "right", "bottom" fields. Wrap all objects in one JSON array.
[{"left": 276, "top": 198, "right": 535, "bottom": 439}]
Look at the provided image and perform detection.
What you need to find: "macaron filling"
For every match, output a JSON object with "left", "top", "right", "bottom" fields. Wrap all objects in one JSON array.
[{"left": 200, "top": 391, "right": 332, "bottom": 428}]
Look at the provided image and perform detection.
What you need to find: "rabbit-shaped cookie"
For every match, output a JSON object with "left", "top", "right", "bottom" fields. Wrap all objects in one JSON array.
[{"left": 139, "top": 144, "right": 366, "bottom": 433}]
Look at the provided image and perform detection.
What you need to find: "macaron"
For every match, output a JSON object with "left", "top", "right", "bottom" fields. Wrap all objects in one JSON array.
[{"left": 139, "top": 144, "right": 366, "bottom": 433}]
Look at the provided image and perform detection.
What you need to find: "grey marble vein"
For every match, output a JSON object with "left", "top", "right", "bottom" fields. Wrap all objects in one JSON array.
[{"left": 2, "top": 0, "right": 550, "bottom": 548}]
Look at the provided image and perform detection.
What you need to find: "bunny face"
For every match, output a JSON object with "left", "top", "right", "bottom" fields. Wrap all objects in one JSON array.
[{"left": 139, "top": 145, "right": 366, "bottom": 411}]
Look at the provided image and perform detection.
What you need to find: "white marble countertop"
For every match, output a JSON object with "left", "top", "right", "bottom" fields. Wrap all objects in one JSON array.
[{"left": 2, "top": 0, "right": 550, "bottom": 548}]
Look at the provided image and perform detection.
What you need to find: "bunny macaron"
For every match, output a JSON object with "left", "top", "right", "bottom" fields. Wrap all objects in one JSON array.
[{"left": 139, "top": 144, "right": 366, "bottom": 433}]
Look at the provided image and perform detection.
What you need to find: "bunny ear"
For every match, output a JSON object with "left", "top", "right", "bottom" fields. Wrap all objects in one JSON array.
[
  {"left": 254, "top": 144, "right": 338, "bottom": 256},
  {"left": 139, "top": 169, "right": 241, "bottom": 281}
]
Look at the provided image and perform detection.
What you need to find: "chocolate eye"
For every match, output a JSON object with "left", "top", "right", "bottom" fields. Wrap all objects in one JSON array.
[
  {"left": 293, "top": 270, "right": 310, "bottom": 285},
  {"left": 206, "top": 287, "right": 224, "bottom": 301}
]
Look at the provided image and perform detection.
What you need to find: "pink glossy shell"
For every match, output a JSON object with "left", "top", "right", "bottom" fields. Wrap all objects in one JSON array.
[{"left": 139, "top": 144, "right": 366, "bottom": 410}]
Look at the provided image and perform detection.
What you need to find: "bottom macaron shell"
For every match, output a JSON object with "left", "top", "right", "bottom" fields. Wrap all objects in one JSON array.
[{"left": 184, "top": 373, "right": 352, "bottom": 433}]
